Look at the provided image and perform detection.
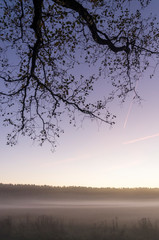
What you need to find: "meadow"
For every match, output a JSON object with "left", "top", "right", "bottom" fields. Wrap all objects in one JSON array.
[
  {"left": 1, "top": 184, "right": 159, "bottom": 239},
  {"left": 1, "top": 215, "right": 159, "bottom": 240}
]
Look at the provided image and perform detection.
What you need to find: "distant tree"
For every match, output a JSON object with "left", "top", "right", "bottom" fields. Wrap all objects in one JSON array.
[{"left": 0, "top": 0, "right": 158, "bottom": 150}]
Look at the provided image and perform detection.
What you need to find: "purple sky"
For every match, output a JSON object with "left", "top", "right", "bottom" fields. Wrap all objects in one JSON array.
[{"left": 0, "top": 0, "right": 159, "bottom": 188}]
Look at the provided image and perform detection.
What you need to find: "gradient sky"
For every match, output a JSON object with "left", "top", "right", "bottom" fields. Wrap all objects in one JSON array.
[{"left": 1, "top": 0, "right": 159, "bottom": 188}]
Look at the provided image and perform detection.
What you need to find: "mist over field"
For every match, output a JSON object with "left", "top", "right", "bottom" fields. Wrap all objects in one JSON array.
[
  {"left": 1, "top": 184, "right": 159, "bottom": 223},
  {"left": 1, "top": 184, "right": 159, "bottom": 239},
  {"left": 1, "top": 199, "right": 159, "bottom": 224}
]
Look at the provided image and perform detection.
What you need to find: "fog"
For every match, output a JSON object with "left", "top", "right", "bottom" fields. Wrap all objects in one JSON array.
[
  {"left": 1, "top": 199, "right": 159, "bottom": 223},
  {"left": 1, "top": 199, "right": 159, "bottom": 208}
]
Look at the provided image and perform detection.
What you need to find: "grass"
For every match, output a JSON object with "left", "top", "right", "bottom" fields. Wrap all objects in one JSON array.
[{"left": 1, "top": 215, "right": 159, "bottom": 240}]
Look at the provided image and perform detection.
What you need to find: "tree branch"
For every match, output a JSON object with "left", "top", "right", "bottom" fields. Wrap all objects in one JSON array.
[
  {"left": 133, "top": 44, "right": 159, "bottom": 54},
  {"left": 30, "top": 0, "right": 43, "bottom": 75},
  {"left": 33, "top": 75, "right": 114, "bottom": 125},
  {"left": 19, "top": 0, "right": 24, "bottom": 39},
  {"left": 53, "top": 0, "right": 130, "bottom": 53}
]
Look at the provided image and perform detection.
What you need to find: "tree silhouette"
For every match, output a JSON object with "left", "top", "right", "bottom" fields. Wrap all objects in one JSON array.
[{"left": 0, "top": 0, "right": 158, "bottom": 150}]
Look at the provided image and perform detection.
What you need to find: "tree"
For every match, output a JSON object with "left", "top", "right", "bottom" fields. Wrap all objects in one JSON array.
[{"left": 0, "top": 0, "right": 159, "bottom": 150}]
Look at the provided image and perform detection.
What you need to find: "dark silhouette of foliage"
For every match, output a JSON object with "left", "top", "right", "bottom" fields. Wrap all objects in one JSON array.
[
  {"left": 0, "top": 0, "right": 159, "bottom": 149},
  {"left": 1, "top": 183, "right": 159, "bottom": 200}
]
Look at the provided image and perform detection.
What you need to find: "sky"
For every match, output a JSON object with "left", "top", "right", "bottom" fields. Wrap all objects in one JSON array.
[{"left": 1, "top": 0, "right": 159, "bottom": 188}]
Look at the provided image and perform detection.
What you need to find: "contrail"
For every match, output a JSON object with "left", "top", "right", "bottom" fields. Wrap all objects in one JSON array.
[
  {"left": 123, "top": 100, "right": 134, "bottom": 129},
  {"left": 123, "top": 81, "right": 139, "bottom": 129},
  {"left": 123, "top": 133, "right": 159, "bottom": 145}
]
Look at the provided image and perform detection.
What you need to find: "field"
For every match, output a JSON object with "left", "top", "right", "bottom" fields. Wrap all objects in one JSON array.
[
  {"left": 1, "top": 184, "right": 159, "bottom": 239},
  {"left": 1, "top": 215, "right": 159, "bottom": 240}
]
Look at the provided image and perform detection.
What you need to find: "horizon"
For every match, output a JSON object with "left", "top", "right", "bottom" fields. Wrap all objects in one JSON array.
[{"left": 1, "top": 182, "right": 159, "bottom": 190}]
